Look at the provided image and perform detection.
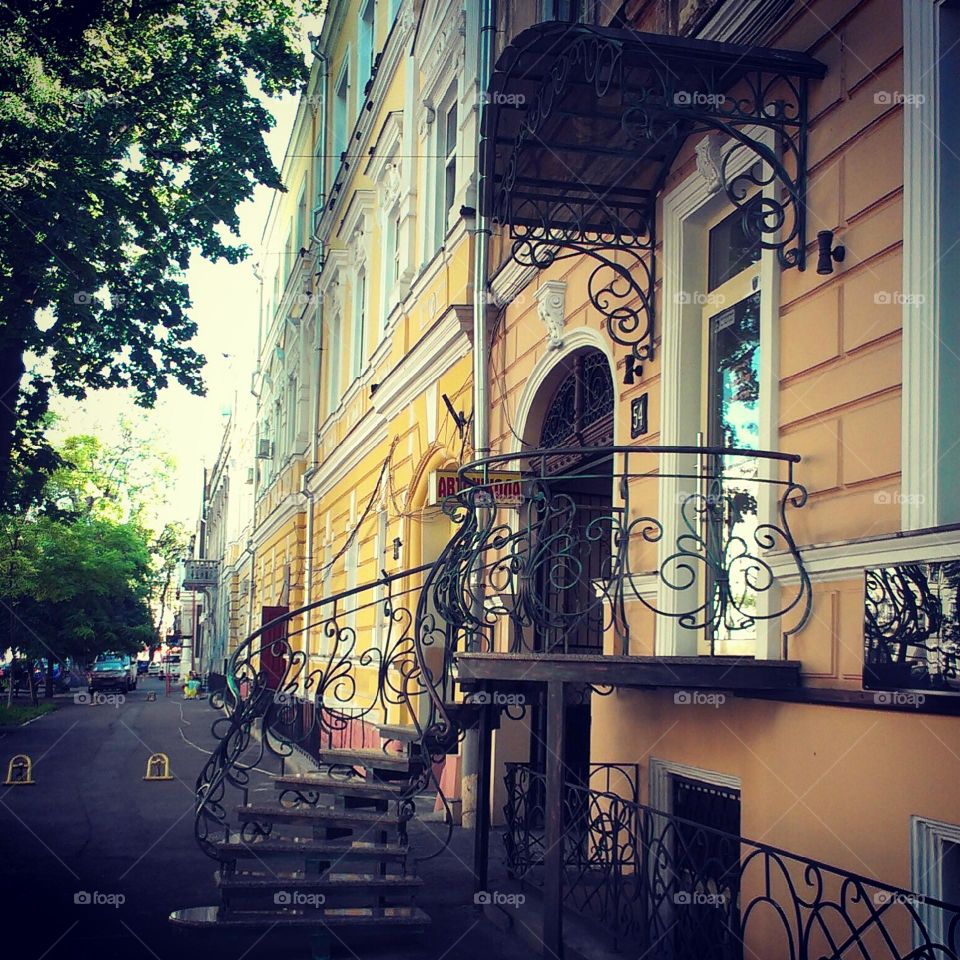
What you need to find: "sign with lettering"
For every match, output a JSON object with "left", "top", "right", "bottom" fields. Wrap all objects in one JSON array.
[{"left": 430, "top": 470, "right": 524, "bottom": 508}]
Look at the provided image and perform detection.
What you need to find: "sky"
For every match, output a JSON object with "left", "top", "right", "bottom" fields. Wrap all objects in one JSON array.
[{"left": 51, "top": 93, "right": 301, "bottom": 532}]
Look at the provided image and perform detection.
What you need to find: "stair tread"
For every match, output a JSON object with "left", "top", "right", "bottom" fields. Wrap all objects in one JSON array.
[
  {"left": 218, "top": 871, "right": 422, "bottom": 889},
  {"left": 376, "top": 723, "right": 421, "bottom": 742},
  {"left": 214, "top": 837, "right": 408, "bottom": 859},
  {"left": 272, "top": 773, "right": 404, "bottom": 797},
  {"left": 236, "top": 803, "right": 399, "bottom": 825},
  {"left": 169, "top": 905, "right": 430, "bottom": 929},
  {"left": 317, "top": 747, "right": 412, "bottom": 771}
]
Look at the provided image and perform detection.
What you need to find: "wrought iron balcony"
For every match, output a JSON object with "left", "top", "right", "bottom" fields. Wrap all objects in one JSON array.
[
  {"left": 426, "top": 445, "right": 810, "bottom": 659},
  {"left": 503, "top": 762, "right": 960, "bottom": 959},
  {"left": 181, "top": 558, "right": 219, "bottom": 589}
]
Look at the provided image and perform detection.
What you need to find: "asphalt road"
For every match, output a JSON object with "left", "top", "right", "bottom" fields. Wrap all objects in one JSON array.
[{"left": 0, "top": 678, "right": 537, "bottom": 960}]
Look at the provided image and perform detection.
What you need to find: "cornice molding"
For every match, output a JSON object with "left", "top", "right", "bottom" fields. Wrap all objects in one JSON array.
[{"left": 371, "top": 303, "right": 473, "bottom": 423}]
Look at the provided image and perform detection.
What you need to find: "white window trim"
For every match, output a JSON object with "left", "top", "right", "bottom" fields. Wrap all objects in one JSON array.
[
  {"left": 658, "top": 125, "right": 781, "bottom": 659},
  {"left": 332, "top": 52, "right": 351, "bottom": 169},
  {"left": 351, "top": 267, "right": 367, "bottom": 381},
  {"left": 357, "top": 0, "right": 375, "bottom": 113},
  {"left": 649, "top": 757, "right": 741, "bottom": 814},
  {"left": 901, "top": 1, "right": 960, "bottom": 529},
  {"left": 911, "top": 815, "right": 960, "bottom": 949}
]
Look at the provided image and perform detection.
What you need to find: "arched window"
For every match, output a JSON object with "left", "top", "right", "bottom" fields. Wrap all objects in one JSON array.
[{"left": 538, "top": 350, "right": 614, "bottom": 449}]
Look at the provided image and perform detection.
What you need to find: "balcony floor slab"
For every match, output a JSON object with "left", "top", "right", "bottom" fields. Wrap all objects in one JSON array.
[{"left": 455, "top": 653, "right": 801, "bottom": 690}]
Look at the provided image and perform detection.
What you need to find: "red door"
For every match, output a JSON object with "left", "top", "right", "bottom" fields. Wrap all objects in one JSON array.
[{"left": 258, "top": 605, "right": 288, "bottom": 691}]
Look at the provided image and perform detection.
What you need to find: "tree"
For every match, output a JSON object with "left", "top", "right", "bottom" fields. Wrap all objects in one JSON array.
[
  {"left": 0, "top": 0, "right": 313, "bottom": 499},
  {"left": 147, "top": 520, "right": 191, "bottom": 656},
  {"left": 7, "top": 516, "right": 154, "bottom": 702}
]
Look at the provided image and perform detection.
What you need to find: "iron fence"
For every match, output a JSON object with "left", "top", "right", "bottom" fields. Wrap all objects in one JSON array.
[{"left": 503, "top": 762, "right": 960, "bottom": 958}]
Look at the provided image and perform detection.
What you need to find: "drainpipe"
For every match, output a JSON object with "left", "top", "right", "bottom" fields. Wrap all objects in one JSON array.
[
  {"left": 462, "top": 0, "right": 496, "bottom": 852},
  {"left": 302, "top": 305, "right": 323, "bottom": 669}
]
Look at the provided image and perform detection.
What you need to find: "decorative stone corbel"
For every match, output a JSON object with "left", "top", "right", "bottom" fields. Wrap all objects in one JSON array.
[
  {"left": 535, "top": 280, "right": 567, "bottom": 350},
  {"left": 695, "top": 133, "right": 725, "bottom": 196}
]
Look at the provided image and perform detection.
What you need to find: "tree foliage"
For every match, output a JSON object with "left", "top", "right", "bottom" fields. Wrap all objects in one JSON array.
[
  {"left": 0, "top": 0, "right": 313, "bottom": 498},
  {"left": 0, "top": 425, "right": 186, "bottom": 693}
]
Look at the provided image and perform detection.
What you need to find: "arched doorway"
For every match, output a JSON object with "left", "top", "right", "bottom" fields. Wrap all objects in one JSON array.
[{"left": 528, "top": 348, "right": 615, "bottom": 797}]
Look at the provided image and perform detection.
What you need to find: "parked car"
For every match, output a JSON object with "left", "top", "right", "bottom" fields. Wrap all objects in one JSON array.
[
  {"left": 136, "top": 659, "right": 150, "bottom": 675},
  {"left": 88, "top": 654, "right": 137, "bottom": 693},
  {"left": 161, "top": 656, "right": 181, "bottom": 679},
  {"left": 147, "top": 661, "right": 161, "bottom": 677}
]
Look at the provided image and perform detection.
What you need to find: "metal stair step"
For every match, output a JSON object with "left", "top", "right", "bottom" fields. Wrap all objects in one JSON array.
[
  {"left": 376, "top": 723, "right": 421, "bottom": 743},
  {"left": 317, "top": 747, "right": 416, "bottom": 774},
  {"left": 236, "top": 803, "right": 401, "bottom": 830},
  {"left": 169, "top": 905, "right": 430, "bottom": 930},
  {"left": 272, "top": 773, "right": 404, "bottom": 799},
  {"left": 213, "top": 837, "right": 408, "bottom": 862},
  {"left": 217, "top": 871, "right": 423, "bottom": 891}
]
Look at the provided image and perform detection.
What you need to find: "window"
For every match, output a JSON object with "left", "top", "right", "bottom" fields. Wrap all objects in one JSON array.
[
  {"left": 392, "top": 211, "right": 401, "bottom": 284},
  {"left": 295, "top": 178, "right": 307, "bottom": 255},
  {"left": 431, "top": 95, "right": 457, "bottom": 252},
  {"left": 358, "top": 0, "right": 375, "bottom": 109},
  {"left": 333, "top": 60, "right": 350, "bottom": 170},
  {"left": 902, "top": 1, "right": 960, "bottom": 527},
  {"left": 284, "top": 220, "right": 293, "bottom": 282},
  {"left": 273, "top": 398, "right": 283, "bottom": 469},
  {"left": 383, "top": 207, "right": 401, "bottom": 323},
  {"left": 538, "top": 0, "right": 586, "bottom": 21},
  {"left": 325, "top": 312, "right": 342, "bottom": 414},
  {"left": 913, "top": 817, "right": 960, "bottom": 953},
  {"left": 286, "top": 376, "right": 298, "bottom": 451},
  {"left": 351, "top": 271, "right": 366, "bottom": 379},
  {"left": 701, "top": 204, "right": 762, "bottom": 656}
]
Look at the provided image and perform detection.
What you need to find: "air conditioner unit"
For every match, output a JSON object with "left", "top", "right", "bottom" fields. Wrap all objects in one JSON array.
[
  {"left": 246, "top": 467, "right": 255, "bottom": 484},
  {"left": 256, "top": 439, "right": 273, "bottom": 460}
]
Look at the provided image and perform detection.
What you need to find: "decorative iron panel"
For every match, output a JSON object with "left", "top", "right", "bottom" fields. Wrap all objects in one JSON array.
[
  {"left": 503, "top": 762, "right": 960, "bottom": 958},
  {"left": 864, "top": 561, "right": 960, "bottom": 694},
  {"left": 481, "top": 23, "right": 828, "bottom": 364}
]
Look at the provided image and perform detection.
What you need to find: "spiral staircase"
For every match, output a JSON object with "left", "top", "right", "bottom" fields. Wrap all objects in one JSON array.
[
  {"left": 170, "top": 443, "right": 813, "bottom": 952},
  {"left": 168, "top": 551, "right": 470, "bottom": 949}
]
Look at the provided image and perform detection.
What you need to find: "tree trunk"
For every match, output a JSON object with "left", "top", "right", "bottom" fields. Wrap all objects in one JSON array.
[
  {"left": 0, "top": 333, "right": 25, "bottom": 502},
  {"left": 26, "top": 663, "right": 37, "bottom": 707}
]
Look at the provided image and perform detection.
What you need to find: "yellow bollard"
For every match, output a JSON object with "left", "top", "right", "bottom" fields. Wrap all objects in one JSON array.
[
  {"left": 143, "top": 752, "right": 174, "bottom": 781},
  {"left": 4, "top": 754, "right": 35, "bottom": 785}
]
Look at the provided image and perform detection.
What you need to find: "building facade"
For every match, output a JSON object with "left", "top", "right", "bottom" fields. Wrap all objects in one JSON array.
[{"left": 181, "top": 0, "right": 960, "bottom": 955}]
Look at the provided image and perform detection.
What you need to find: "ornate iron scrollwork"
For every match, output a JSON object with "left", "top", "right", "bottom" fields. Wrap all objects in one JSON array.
[
  {"left": 483, "top": 24, "right": 826, "bottom": 363},
  {"left": 433, "top": 444, "right": 810, "bottom": 658},
  {"left": 193, "top": 564, "right": 461, "bottom": 860},
  {"left": 503, "top": 761, "right": 960, "bottom": 958},
  {"left": 864, "top": 561, "right": 960, "bottom": 692}
]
